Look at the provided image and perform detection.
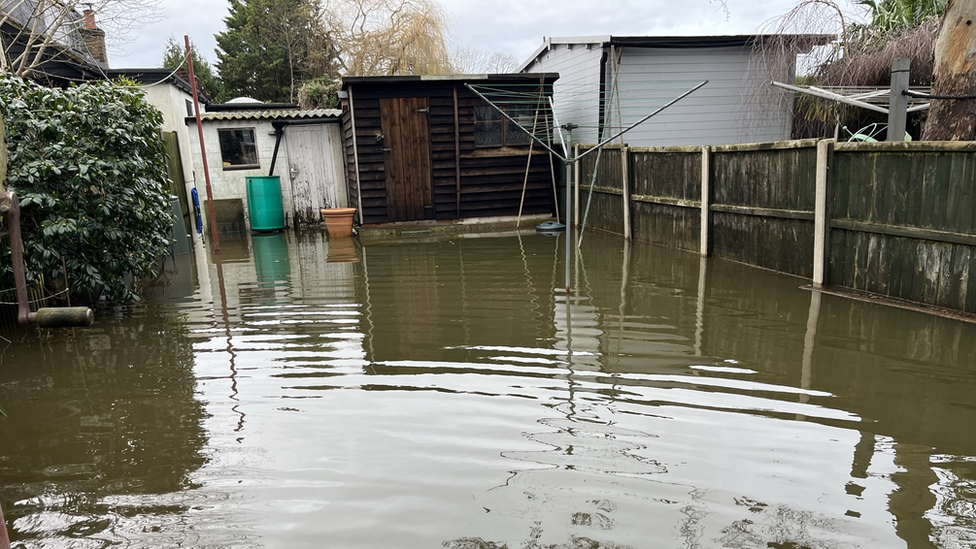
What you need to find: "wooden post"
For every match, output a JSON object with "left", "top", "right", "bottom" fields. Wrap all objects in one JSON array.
[
  {"left": 813, "top": 139, "right": 834, "bottom": 287},
  {"left": 621, "top": 147, "right": 631, "bottom": 240},
  {"left": 699, "top": 146, "right": 711, "bottom": 257},
  {"left": 888, "top": 58, "right": 910, "bottom": 142}
]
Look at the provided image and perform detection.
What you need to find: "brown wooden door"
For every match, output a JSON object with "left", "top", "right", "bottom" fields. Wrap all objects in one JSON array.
[{"left": 380, "top": 97, "right": 432, "bottom": 222}]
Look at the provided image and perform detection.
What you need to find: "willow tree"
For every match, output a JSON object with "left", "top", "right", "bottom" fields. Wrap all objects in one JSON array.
[
  {"left": 922, "top": 0, "right": 976, "bottom": 140},
  {"left": 325, "top": 0, "right": 453, "bottom": 76}
]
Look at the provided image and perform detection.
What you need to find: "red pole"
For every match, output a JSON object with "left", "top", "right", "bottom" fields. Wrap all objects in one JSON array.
[
  {"left": 185, "top": 35, "right": 220, "bottom": 254},
  {"left": 0, "top": 499, "right": 10, "bottom": 549}
]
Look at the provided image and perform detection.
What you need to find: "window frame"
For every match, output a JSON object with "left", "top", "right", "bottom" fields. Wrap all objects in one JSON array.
[
  {"left": 474, "top": 103, "right": 534, "bottom": 149},
  {"left": 217, "top": 127, "right": 260, "bottom": 170}
]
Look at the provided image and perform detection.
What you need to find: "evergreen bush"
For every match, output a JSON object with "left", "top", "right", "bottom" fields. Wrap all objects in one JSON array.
[{"left": 0, "top": 76, "right": 174, "bottom": 302}]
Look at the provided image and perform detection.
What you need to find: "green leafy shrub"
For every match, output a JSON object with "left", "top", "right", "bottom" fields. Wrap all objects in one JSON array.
[
  {"left": 297, "top": 76, "right": 339, "bottom": 110},
  {"left": 0, "top": 76, "right": 174, "bottom": 302}
]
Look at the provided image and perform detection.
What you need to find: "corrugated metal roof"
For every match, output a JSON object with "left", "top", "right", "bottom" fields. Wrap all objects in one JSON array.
[{"left": 198, "top": 108, "right": 342, "bottom": 121}]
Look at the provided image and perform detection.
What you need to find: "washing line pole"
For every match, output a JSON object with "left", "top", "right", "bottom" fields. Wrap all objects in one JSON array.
[
  {"left": 464, "top": 80, "right": 709, "bottom": 293},
  {"left": 550, "top": 96, "right": 574, "bottom": 293}
]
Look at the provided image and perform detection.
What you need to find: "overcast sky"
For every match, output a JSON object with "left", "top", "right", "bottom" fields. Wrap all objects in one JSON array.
[{"left": 110, "top": 0, "right": 863, "bottom": 70}]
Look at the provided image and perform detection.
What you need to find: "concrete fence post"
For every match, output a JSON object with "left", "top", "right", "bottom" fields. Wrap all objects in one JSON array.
[
  {"left": 699, "top": 145, "right": 711, "bottom": 257},
  {"left": 888, "top": 58, "right": 910, "bottom": 142},
  {"left": 813, "top": 139, "right": 834, "bottom": 287},
  {"left": 622, "top": 147, "right": 631, "bottom": 240}
]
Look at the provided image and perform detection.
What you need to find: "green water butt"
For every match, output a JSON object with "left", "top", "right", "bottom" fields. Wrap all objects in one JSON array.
[{"left": 246, "top": 176, "right": 285, "bottom": 231}]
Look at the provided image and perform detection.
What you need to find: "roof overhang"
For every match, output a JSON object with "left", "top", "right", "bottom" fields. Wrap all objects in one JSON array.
[
  {"left": 107, "top": 68, "right": 211, "bottom": 103},
  {"left": 341, "top": 72, "right": 559, "bottom": 90},
  {"left": 186, "top": 108, "right": 343, "bottom": 124},
  {"left": 517, "top": 34, "right": 836, "bottom": 72}
]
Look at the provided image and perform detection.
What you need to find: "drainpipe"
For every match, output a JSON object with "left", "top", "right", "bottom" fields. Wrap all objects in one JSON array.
[{"left": 269, "top": 121, "right": 285, "bottom": 176}]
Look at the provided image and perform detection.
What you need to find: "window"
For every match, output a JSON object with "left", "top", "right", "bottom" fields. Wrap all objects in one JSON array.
[
  {"left": 475, "top": 105, "right": 532, "bottom": 148},
  {"left": 218, "top": 128, "right": 259, "bottom": 169}
]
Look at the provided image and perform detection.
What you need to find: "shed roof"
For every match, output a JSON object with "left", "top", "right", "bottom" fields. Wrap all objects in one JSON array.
[
  {"left": 516, "top": 34, "right": 836, "bottom": 72},
  {"left": 341, "top": 72, "right": 559, "bottom": 89},
  {"left": 190, "top": 108, "right": 342, "bottom": 123}
]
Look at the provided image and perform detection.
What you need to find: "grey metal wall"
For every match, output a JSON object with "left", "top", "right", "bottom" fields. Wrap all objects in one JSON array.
[
  {"left": 522, "top": 43, "right": 794, "bottom": 147},
  {"left": 615, "top": 47, "right": 793, "bottom": 146},
  {"left": 521, "top": 42, "right": 605, "bottom": 145}
]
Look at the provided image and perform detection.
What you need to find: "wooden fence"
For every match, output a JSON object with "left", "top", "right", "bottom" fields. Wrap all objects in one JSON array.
[{"left": 577, "top": 139, "right": 976, "bottom": 315}]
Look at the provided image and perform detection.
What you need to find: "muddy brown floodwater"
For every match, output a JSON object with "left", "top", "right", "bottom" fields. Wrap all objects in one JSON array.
[{"left": 0, "top": 230, "right": 974, "bottom": 548}]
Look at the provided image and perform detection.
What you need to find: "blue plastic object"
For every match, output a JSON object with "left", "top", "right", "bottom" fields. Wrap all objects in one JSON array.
[
  {"left": 536, "top": 221, "right": 566, "bottom": 232},
  {"left": 191, "top": 188, "right": 203, "bottom": 234}
]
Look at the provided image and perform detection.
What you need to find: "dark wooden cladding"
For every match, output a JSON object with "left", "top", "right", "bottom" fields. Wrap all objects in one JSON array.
[
  {"left": 712, "top": 213, "right": 814, "bottom": 277},
  {"left": 579, "top": 147, "right": 624, "bottom": 192},
  {"left": 342, "top": 75, "right": 559, "bottom": 225},
  {"left": 633, "top": 201, "right": 700, "bottom": 252},
  {"left": 709, "top": 145, "right": 817, "bottom": 277},
  {"left": 581, "top": 191, "right": 625, "bottom": 236},
  {"left": 380, "top": 97, "right": 432, "bottom": 221},
  {"left": 712, "top": 146, "right": 818, "bottom": 211},
  {"left": 631, "top": 150, "right": 700, "bottom": 200},
  {"left": 340, "top": 108, "right": 360, "bottom": 217},
  {"left": 827, "top": 148, "right": 976, "bottom": 312}
]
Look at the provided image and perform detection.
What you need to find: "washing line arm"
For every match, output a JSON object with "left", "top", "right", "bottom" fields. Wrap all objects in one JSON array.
[
  {"left": 465, "top": 83, "right": 569, "bottom": 163},
  {"left": 771, "top": 80, "right": 889, "bottom": 114},
  {"left": 574, "top": 80, "right": 708, "bottom": 163}
]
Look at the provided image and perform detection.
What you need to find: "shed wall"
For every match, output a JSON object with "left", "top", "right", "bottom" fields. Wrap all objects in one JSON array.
[
  {"left": 521, "top": 43, "right": 605, "bottom": 144},
  {"left": 347, "top": 82, "right": 556, "bottom": 225},
  {"left": 614, "top": 46, "right": 792, "bottom": 146},
  {"left": 186, "top": 119, "right": 344, "bottom": 230}
]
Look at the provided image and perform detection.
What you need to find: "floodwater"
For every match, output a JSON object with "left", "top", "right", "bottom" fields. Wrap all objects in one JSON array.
[{"left": 0, "top": 229, "right": 974, "bottom": 549}]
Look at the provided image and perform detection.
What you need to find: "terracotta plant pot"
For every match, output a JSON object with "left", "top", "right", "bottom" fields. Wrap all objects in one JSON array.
[{"left": 321, "top": 208, "right": 357, "bottom": 238}]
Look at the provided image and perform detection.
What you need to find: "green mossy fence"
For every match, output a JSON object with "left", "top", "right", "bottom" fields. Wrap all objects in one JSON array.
[{"left": 577, "top": 139, "right": 976, "bottom": 315}]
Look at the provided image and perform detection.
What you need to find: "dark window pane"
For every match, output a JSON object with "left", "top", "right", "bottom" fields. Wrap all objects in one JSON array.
[
  {"left": 474, "top": 105, "right": 497, "bottom": 122},
  {"left": 475, "top": 120, "right": 503, "bottom": 147},
  {"left": 506, "top": 119, "right": 531, "bottom": 145},
  {"left": 218, "top": 128, "right": 259, "bottom": 167}
]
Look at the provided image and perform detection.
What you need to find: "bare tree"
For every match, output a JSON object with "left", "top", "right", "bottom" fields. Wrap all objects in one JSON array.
[
  {"left": 0, "top": 0, "right": 163, "bottom": 80},
  {"left": 450, "top": 45, "right": 518, "bottom": 74},
  {"left": 922, "top": 0, "right": 976, "bottom": 140},
  {"left": 323, "top": 0, "right": 453, "bottom": 76}
]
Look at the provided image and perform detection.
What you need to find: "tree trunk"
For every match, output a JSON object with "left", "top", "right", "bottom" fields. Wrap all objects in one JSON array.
[{"left": 922, "top": 0, "right": 976, "bottom": 140}]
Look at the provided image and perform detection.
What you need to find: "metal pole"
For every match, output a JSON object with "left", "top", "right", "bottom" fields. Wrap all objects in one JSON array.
[
  {"left": 565, "top": 159, "right": 572, "bottom": 292},
  {"left": 186, "top": 35, "right": 220, "bottom": 254}
]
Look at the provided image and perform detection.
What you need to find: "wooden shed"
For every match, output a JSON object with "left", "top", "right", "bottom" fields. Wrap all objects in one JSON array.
[{"left": 340, "top": 74, "right": 560, "bottom": 226}]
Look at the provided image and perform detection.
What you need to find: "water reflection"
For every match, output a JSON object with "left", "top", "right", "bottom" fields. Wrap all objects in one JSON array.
[
  {"left": 0, "top": 303, "right": 206, "bottom": 547},
  {"left": 0, "top": 230, "right": 974, "bottom": 548}
]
